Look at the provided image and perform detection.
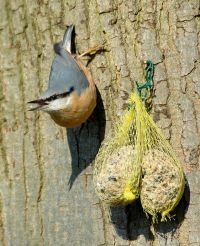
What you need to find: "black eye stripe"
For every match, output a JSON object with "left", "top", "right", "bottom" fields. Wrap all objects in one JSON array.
[{"left": 46, "top": 86, "right": 74, "bottom": 101}]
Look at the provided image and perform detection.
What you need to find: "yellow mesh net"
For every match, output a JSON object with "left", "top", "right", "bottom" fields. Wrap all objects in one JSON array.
[
  {"left": 94, "top": 92, "right": 185, "bottom": 221},
  {"left": 93, "top": 106, "right": 141, "bottom": 206}
]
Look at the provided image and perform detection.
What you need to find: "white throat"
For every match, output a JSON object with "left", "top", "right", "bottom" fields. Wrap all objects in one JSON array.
[{"left": 42, "top": 97, "right": 72, "bottom": 112}]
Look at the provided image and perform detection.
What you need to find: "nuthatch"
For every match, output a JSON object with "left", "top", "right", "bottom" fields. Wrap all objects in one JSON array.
[{"left": 28, "top": 25, "right": 96, "bottom": 128}]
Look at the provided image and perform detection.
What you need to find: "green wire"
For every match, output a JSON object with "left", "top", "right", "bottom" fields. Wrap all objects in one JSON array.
[{"left": 136, "top": 60, "right": 154, "bottom": 100}]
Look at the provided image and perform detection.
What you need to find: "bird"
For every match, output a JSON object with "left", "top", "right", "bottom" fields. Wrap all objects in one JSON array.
[{"left": 28, "top": 25, "right": 97, "bottom": 128}]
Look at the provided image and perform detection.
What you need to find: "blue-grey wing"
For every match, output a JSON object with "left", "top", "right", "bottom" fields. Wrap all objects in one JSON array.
[
  {"left": 50, "top": 46, "right": 89, "bottom": 94},
  {"left": 42, "top": 44, "right": 89, "bottom": 99}
]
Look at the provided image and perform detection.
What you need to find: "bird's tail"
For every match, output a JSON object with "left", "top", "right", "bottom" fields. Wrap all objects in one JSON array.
[{"left": 62, "top": 25, "right": 74, "bottom": 53}]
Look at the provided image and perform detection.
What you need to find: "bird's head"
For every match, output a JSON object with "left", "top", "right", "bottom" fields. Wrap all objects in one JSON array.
[{"left": 28, "top": 86, "right": 74, "bottom": 112}]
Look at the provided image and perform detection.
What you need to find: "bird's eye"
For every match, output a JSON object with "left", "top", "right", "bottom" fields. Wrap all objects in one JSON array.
[
  {"left": 46, "top": 87, "right": 74, "bottom": 101},
  {"left": 60, "top": 87, "right": 74, "bottom": 98},
  {"left": 52, "top": 95, "right": 57, "bottom": 100},
  {"left": 46, "top": 94, "right": 58, "bottom": 101}
]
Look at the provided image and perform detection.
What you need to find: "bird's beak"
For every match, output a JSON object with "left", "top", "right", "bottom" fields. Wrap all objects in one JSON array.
[{"left": 27, "top": 99, "right": 48, "bottom": 111}]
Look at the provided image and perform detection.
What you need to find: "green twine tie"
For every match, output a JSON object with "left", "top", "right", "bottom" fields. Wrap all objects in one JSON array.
[{"left": 136, "top": 60, "right": 154, "bottom": 101}]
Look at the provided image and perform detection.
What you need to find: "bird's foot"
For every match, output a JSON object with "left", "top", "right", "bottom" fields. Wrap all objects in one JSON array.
[{"left": 79, "top": 44, "right": 104, "bottom": 58}]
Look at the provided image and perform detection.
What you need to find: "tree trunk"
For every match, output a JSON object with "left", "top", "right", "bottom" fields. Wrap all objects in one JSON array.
[{"left": 0, "top": 0, "right": 199, "bottom": 245}]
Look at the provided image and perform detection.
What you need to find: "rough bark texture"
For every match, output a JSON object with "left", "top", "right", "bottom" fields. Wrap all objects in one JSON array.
[{"left": 0, "top": 0, "right": 199, "bottom": 245}]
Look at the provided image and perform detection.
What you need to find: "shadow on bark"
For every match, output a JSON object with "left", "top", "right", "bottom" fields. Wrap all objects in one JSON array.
[
  {"left": 110, "top": 177, "right": 190, "bottom": 241},
  {"left": 67, "top": 88, "right": 105, "bottom": 189},
  {"left": 110, "top": 201, "right": 154, "bottom": 241}
]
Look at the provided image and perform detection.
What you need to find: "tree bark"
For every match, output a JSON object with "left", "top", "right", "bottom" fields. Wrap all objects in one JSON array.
[{"left": 0, "top": 0, "right": 199, "bottom": 245}]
